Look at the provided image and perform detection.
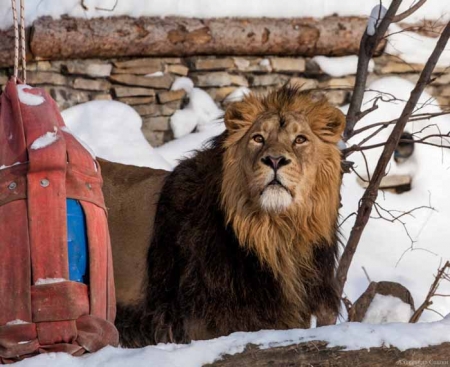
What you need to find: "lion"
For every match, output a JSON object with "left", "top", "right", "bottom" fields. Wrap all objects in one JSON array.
[{"left": 100, "top": 86, "right": 345, "bottom": 347}]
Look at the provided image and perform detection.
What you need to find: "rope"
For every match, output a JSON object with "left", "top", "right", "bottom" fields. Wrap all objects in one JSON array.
[
  {"left": 20, "top": 0, "right": 26, "bottom": 83},
  {"left": 10, "top": 0, "right": 26, "bottom": 84},
  {"left": 10, "top": 0, "right": 19, "bottom": 82}
]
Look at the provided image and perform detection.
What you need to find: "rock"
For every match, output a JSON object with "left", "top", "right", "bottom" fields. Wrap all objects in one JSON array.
[
  {"left": 165, "top": 64, "right": 189, "bottom": 76},
  {"left": 91, "top": 94, "right": 112, "bottom": 101},
  {"left": 322, "top": 77, "right": 355, "bottom": 89},
  {"left": 134, "top": 101, "right": 181, "bottom": 117},
  {"left": 26, "top": 71, "right": 67, "bottom": 86},
  {"left": 73, "top": 78, "right": 111, "bottom": 91},
  {"left": 117, "top": 96, "right": 155, "bottom": 105},
  {"left": 193, "top": 58, "right": 234, "bottom": 71},
  {"left": 289, "top": 77, "right": 319, "bottom": 90},
  {"left": 270, "top": 57, "right": 305, "bottom": 72},
  {"left": 25, "top": 63, "right": 38, "bottom": 71},
  {"left": 160, "top": 101, "right": 182, "bottom": 115},
  {"left": 109, "top": 74, "right": 173, "bottom": 89},
  {"left": 133, "top": 104, "right": 158, "bottom": 116},
  {"left": 377, "top": 61, "right": 421, "bottom": 74},
  {"left": 439, "top": 86, "right": 450, "bottom": 97},
  {"left": 348, "top": 281, "right": 415, "bottom": 322},
  {"left": 205, "top": 87, "right": 237, "bottom": 102},
  {"left": 112, "top": 66, "right": 163, "bottom": 75},
  {"left": 157, "top": 89, "right": 186, "bottom": 104},
  {"left": 233, "top": 57, "right": 272, "bottom": 72},
  {"left": 113, "top": 86, "right": 155, "bottom": 97},
  {"left": 142, "top": 116, "right": 170, "bottom": 131},
  {"left": 113, "top": 57, "right": 182, "bottom": 69},
  {"left": 251, "top": 74, "right": 289, "bottom": 87},
  {"left": 65, "top": 60, "right": 113, "bottom": 77},
  {"left": 230, "top": 74, "right": 249, "bottom": 87},
  {"left": 433, "top": 73, "right": 450, "bottom": 85},
  {"left": 142, "top": 130, "right": 165, "bottom": 147},
  {"left": 304, "top": 58, "right": 324, "bottom": 77},
  {"left": 325, "top": 90, "right": 347, "bottom": 105},
  {"left": 36, "top": 61, "right": 55, "bottom": 72},
  {"left": 44, "top": 86, "right": 90, "bottom": 110},
  {"left": 192, "top": 72, "right": 233, "bottom": 87},
  {"left": 113, "top": 58, "right": 163, "bottom": 69}
]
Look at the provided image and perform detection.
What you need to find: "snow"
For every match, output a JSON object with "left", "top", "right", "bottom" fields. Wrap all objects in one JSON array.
[
  {"left": 362, "top": 294, "right": 414, "bottom": 324},
  {"left": 6, "top": 319, "right": 29, "bottom": 325},
  {"left": 61, "top": 101, "right": 171, "bottom": 171},
  {"left": 340, "top": 76, "right": 450, "bottom": 323},
  {"left": 14, "top": 316, "right": 450, "bottom": 367},
  {"left": 1, "top": 0, "right": 449, "bottom": 30},
  {"left": 367, "top": 5, "right": 387, "bottom": 36},
  {"left": 313, "top": 55, "right": 374, "bottom": 77},
  {"left": 386, "top": 24, "right": 450, "bottom": 67},
  {"left": 0, "top": 161, "right": 23, "bottom": 170},
  {"left": 145, "top": 71, "right": 164, "bottom": 78},
  {"left": 35, "top": 278, "right": 66, "bottom": 285},
  {"left": 170, "top": 86, "right": 223, "bottom": 139},
  {"left": 171, "top": 77, "right": 195, "bottom": 94},
  {"left": 17, "top": 84, "right": 45, "bottom": 106},
  {"left": 156, "top": 121, "right": 225, "bottom": 167},
  {"left": 223, "top": 87, "right": 250, "bottom": 103},
  {"left": 30, "top": 128, "right": 59, "bottom": 150}
]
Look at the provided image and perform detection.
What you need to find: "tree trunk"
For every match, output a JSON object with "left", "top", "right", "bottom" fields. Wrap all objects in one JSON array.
[
  {"left": 0, "top": 16, "right": 386, "bottom": 67},
  {"left": 206, "top": 341, "right": 450, "bottom": 367}
]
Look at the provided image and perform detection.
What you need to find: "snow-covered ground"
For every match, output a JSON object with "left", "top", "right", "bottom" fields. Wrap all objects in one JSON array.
[
  {"left": 1, "top": 0, "right": 450, "bottom": 30},
  {"left": 15, "top": 316, "right": 450, "bottom": 367}
]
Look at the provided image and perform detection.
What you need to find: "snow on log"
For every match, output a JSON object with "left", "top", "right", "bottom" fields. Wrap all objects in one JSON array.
[
  {"left": 207, "top": 341, "right": 450, "bottom": 366},
  {"left": 0, "top": 16, "right": 386, "bottom": 67}
]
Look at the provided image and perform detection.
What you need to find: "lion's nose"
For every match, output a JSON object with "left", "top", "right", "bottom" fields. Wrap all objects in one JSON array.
[{"left": 261, "top": 155, "right": 291, "bottom": 170}]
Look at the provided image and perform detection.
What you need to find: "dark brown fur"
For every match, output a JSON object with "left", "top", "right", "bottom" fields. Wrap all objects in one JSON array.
[{"left": 109, "top": 87, "right": 344, "bottom": 347}]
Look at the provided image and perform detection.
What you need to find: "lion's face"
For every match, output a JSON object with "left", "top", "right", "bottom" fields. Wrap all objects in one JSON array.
[
  {"left": 220, "top": 87, "right": 345, "bottom": 298},
  {"left": 242, "top": 112, "right": 320, "bottom": 212},
  {"left": 222, "top": 87, "right": 345, "bottom": 215}
]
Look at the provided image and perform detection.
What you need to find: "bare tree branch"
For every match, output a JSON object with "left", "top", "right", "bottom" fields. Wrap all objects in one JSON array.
[
  {"left": 344, "top": 0, "right": 403, "bottom": 139},
  {"left": 410, "top": 261, "right": 450, "bottom": 322},
  {"left": 392, "top": 0, "right": 427, "bottom": 23},
  {"left": 334, "top": 21, "right": 450, "bottom": 324}
]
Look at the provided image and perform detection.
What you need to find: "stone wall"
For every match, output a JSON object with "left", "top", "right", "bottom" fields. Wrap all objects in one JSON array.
[{"left": 1, "top": 55, "right": 449, "bottom": 147}]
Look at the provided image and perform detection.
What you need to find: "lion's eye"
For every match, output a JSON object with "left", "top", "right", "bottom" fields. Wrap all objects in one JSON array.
[
  {"left": 294, "top": 135, "right": 307, "bottom": 145},
  {"left": 252, "top": 134, "right": 265, "bottom": 144}
]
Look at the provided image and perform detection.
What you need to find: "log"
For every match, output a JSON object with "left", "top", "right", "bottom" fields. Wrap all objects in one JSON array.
[
  {"left": 207, "top": 341, "right": 450, "bottom": 366},
  {"left": 0, "top": 15, "right": 386, "bottom": 67}
]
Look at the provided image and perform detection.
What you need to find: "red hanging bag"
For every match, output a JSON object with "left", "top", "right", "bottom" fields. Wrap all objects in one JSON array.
[{"left": 0, "top": 80, "right": 118, "bottom": 362}]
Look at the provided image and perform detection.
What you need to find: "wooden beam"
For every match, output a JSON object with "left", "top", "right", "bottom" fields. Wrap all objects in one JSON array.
[{"left": 0, "top": 16, "right": 385, "bottom": 67}]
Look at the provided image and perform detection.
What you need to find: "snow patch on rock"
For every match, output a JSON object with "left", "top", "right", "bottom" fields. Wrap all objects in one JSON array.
[
  {"left": 223, "top": 87, "right": 250, "bottom": 103},
  {"left": 363, "top": 294, "right": 414, "bottom": 324},
  {"left": 313, "top": 55, "right": 374, "bottom": 77},
  {"left": 171, "top": 77, "right": 195, "bottom": 93}
]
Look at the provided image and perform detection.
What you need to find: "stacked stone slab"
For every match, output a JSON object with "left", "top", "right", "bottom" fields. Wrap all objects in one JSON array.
[{"left": 0, "top": 55, "right": 448, "bottom": 147}]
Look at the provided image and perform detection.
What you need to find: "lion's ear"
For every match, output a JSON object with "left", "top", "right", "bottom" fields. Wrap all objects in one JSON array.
[
  {"left": 224, "top": 96, "right": 262, "bottom": 133},
  {"left": 310, "top": 107, "right": 346, "bottom": 144},
  {"left": 224, "top": 102, "right": 247, "bottom": 132}
]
